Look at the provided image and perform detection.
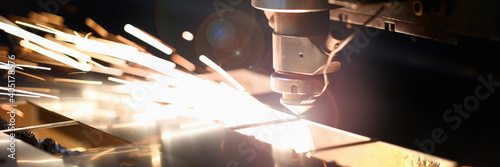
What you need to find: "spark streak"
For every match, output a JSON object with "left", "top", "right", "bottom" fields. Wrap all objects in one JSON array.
[
  {"left": 0, "top": 87, "right": 58, "bottom": 99},
  {"left": 199, "top": 55, "right": 245, "bottom": 91},
  {"left": 54, "top": 78, "right": 103, "bottom": 85},
  {"left": 108, "top": 77, "right": 131, "bottom": 84},
  {"left": 124, "top": 24, "right": 174, "bottom": 55},
  {"left": 16, "top": 71, "right": 46, "bottom": 81},
  {"left": 0, "top": 92, "right": 40, "bottom": 98},
  {"left": 15, "top": 64, "right": 51, "bottom": 70}
]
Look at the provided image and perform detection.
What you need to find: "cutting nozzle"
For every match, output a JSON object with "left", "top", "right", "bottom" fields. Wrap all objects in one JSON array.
[{"left": 279, "top": 93, "right": 316, "bottom": 115}]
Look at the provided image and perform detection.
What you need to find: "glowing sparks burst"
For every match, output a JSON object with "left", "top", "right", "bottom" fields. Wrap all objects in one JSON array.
[{"left": 0, "top": 14, "right": 316, "bottom": 154}]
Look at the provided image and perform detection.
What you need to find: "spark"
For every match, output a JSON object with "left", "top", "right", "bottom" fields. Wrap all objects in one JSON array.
[
  {"left": 108, "top": 77, "right": 131, "bottom": 84},
  {"left": 84, "top": 32, "right": 93, "bottom": 39},
  {"left": 15, "top": 20, "right": 176, "bottom": 75},
  {"left": 0, "top": 92, "right": 40, "bottom": 98},
  {"left": 15, "top": 64, "right": 52, "bottom": 70},
  {"left": 0, "top": 62, "right": 23, "bottom": 70},
  {"left": 89, "top": 59, "right": 108, "bottom": 70},
  {"left": 16, "top": 87, "right": 59, "bottom": 93},
  {"left": 171, "top": 53, "right": 195, "bottom": 71},
  {"left": 115, "top": 35, "right": 147, "bottom": 52},
  {"left": 182, "top": 31, "right": 194, "bottom": 41},
  {"left": 9, "top": 20, "right": 92, "bottom": 61},
  {"left": 199, "top": 55, "right": 245, "bottom": 91},
  {"left": 68, "top": 71, "right": 87, "bottom": 75},
  {"left": 0, "top": 87, "right": 59, "bottom": 99},
  {"left": 85, "top": 18, "right": 109, "bottom": 38},
  {"left": 54, "top": 78, "right": 103, "bottom": 85},
  {"left": 16, "top": 20, "right": 108, "bottom": 53},
  {"left": 17, "top": 159, "right": 62, "bottom": 163},
  {"left": 90, "top": 65, "right": 123, "bottom": 76},
  {"left": 74, "top": 31, "right": 82, "bottom": 37},
  {"left": 43, "top": 33, "right": 128, "bottom": 66},
  {"left": 91, "top": 37, "right": 138, "bottom": 51},
  {"left": 19, "top": 40, "right": 91, "bottom": 71},
  {"left": 120, "top": 66, "right": 155, "bottom": 78},
  {"left": 16, "top": 70, "right": 46, "bottom": 81},
  {"left": 72, "top": 38, "right": 176, "bottom": 74},
  {"left": 124, "top": 24, "right": 174, "bottom": 55}
]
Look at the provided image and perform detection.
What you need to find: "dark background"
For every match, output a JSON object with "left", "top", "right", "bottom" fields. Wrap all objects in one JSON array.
[{"left": 1, "top": 0, "right": 500, "bottom": 166}]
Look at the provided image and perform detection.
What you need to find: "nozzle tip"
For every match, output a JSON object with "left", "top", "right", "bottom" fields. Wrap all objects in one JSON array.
[{"left": 282, "top": 103, "right": 313, "bottom": 115}]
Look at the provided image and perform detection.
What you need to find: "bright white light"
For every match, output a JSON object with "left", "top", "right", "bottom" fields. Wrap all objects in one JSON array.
[
  {"left": 133, "top": 113, "right": 148, "bottom": 122},
  {"left": 0, "top": 92, "right": 40, "bottom": 98},
  {"left": 161, "top": 124, "right": 220, "bottom": 139},
  {"left": 124, "top": 24, "right": 173, "bottom": 55},
  {"left": 182, "top": 31, "right": 194, "bottom": 41},
  {"left": 76, "top": 42, "right": 176, "bottom": 74},
  {"left": 199, "top": 55, "right": 245, "bottom": 91},
  {"left": 0, "top": 65, "right": 10, "bottom": 70},
  {"left": 15, "top": 64, "right": 51, "bottom": 70},
  {"left": 82, "top": 90, "right": 97, "bottom": 99},
  {"left": 236, "top": 120, "right": 315, "bottom": 153},
  {"left": 19, "top": 40, "right": 91, "bottom": 71},
  {"left": 108, "top": 77, "right": 131, "bottom": 84}
]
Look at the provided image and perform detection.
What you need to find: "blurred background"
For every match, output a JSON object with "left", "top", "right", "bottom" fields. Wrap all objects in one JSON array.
[{"left": 1, "top": 0, "right": 500, "bottom": 166}]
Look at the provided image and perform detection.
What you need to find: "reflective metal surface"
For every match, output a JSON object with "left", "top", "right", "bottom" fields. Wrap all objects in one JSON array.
[
  {"left": 0, "top": 87, "right": 458, "bottom": 166},
  {"left": 272, "top": 34, "right": 331, "bottom": 75}
]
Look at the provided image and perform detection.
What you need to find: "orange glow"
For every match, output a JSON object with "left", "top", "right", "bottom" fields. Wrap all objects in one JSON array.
[
  {"left": 54, "top": 78, "right": 102, "bottom": 85},
  {"left": 85, "top": 18, "right": 109, "bottom": 38},
  {"left": 1, "top": 105, "right": 24, "bottom": 117},
  {"left": 16, "top": 71, "right": 46, "bottom": 81},
  {"left": 90, "top": 148, "right": 115, "bottom": 161},
  {"left": 171, "top": 53, "right": 196, "bottom": 71}
]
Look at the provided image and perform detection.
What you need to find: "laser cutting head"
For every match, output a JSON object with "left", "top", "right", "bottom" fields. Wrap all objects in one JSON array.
[{"left": 252, "top": 0, "right": 341, "bottom": 115}]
